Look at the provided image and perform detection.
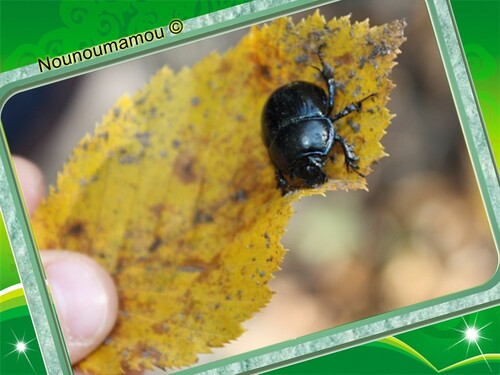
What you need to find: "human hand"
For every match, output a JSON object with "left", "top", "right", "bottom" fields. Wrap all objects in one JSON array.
[{"left": 13, "top": 156, "right": 118, "bottom": 366}]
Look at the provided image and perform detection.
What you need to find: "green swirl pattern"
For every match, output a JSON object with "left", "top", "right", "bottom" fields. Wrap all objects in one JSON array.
[
  {"left": 1, "top": 0, "right": 251, "bottom": 72},
  {"left": 267, "top": 305, "right": 500, "bottom": 374}
]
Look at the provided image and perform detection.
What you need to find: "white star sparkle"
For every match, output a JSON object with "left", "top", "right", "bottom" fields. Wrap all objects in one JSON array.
[
  {"left": 4, "top": 329, "right": 37, "bottom": 371},
  {"left": 447, "top": 315, "right": 493, "bottom": 372},
  {"left": 15, "top": 341, "right": 27, "bottom": 353},
  {"left": 465, "top": 327, "right": 479, "bottom": 343}
]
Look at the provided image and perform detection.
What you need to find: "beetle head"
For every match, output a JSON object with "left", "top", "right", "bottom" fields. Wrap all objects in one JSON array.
[{"left": 290, "top": 155, "right": 327, "bottom": 188}]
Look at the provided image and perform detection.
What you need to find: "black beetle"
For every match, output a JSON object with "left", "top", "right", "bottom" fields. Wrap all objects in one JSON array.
[{"left": 261, "top": 50, "right": 375, "bottom": 195}]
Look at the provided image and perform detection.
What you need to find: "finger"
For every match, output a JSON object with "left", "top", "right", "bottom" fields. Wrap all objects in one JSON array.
[
  {"left": 41, "top": 250, "right": 119, "bottom": 364},
  {"left": 12, "top": 156, "right": 45, "bottom": 216}
]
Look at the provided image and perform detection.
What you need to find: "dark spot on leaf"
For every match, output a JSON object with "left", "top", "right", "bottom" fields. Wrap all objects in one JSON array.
[
  {"left": 260, "top": 65, "right": 271, "bottom": 79},
  {"left": 307, "top": 31, "right": 322, "bottom": 42},
  {"left": 172, "top": 139, "right": 181, "bottom": 149},
  {"left": 113, "top": 108, "right": 120, "bottom": 117},
  {"left": 370, "top": 42, "right": 391, "bottom": 58},
  {"left": 335, "top": 80, "right": 346, "bottom": 92},
  {"left": 67, "top": 222, "right": 85, "bottom": 236},
  {"left": 191, "top": 97, "right": 200, "bottom": 106},
  {"left": 294, "top": 54, "right": 309, "bottom": 64},
  {"left": 135, "top": 97, "right": 146, "bottom": 106},
  {"left": 263, "top": 232, "right": 270, "bottom": 248},
  {"left": 193, "top": 210, "right": 214, "bottom": 224},
  {"left": 135, "top": 132, "right": 151, "bottom": 147},
  {"left": 150, "top": 204, "right": 164, "bottom": 218},
  {"left": 79, "top": 176, "right": 97, "bottom": 187},
  {"left": 173, "top": 154, "right": 197, "bottom": 183},
  {"left": 177, "top": 257, "right": 206, "bottom": 273},
  {"left": 97, "top": 132, "right": 109, "bottom": 141},
  {"left": 259, "top": 271, "right": 266, "bottom": 277},
  {"left": 231, "top": 189, "right": 248, "bottom": 202},
  {"left": 217, "top": 60, "right": 231, "bottom": 74},
  {"left": 148, "top": 237, "right": 161, "bottom": 253},
  {"left": 141, "top": 346, "right": 161, "bottom": 360},
  {"left": 119, "top": 155, "right": 141, "bottom": 164},
  {"left": 347, "top": 119, "right": 360, "bottom": 132},
  {"left": 152, "top": 320, "right": 170, "bottom": 334},
  {"left": 359, "top": 56, "right": 367, "bottom": 69},
  {"left": 177, "top": 266, "right": 202, "bottom": 273},
  {"left": 337, "top": 52, "right": 353, "bottom": 65}
]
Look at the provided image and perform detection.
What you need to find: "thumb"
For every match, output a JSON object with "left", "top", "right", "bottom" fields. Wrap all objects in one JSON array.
[
  {"left": 12, "top": 156, "right": 45, "bottom": 215},
  {"left": 41, "top": 250, "right": 118, "bottom": 364}
]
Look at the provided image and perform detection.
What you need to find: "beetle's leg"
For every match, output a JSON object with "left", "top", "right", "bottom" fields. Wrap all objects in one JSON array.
[
  {"left": 334, "top": 134, "right": 365, "bottom": 177},
  {"left": 323, "top": 67, "right": 335, "bottom": 116},
  {"left": 312, "top": 44, "right": 336, "bottom": 115},
  {"left": 331, "top": 93, "right": 376, "bottom": 123},
  {"left": 275, "top": 169, "right": 290, "bottom": 195},
  {"left": 334, "top": 134, "right": 358, "bottom": 165}
]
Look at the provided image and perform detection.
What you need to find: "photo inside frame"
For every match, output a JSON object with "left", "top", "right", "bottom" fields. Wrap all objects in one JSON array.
[{"left": 1, "top": 0, "right": 498, "bottom": 372}]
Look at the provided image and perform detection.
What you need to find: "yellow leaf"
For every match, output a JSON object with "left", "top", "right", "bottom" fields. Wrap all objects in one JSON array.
[{"left": 32, "top": 12, "right": 405, "bottom": 373}]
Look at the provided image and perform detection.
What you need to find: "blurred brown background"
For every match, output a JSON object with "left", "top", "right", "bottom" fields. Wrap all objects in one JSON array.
[{"left": 2, "top": 0, "right": 498, "bottom": 372}]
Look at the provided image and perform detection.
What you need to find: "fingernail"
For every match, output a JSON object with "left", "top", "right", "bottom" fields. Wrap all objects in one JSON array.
[{"left": 43, "top": 252, "right": 116, "bottom": 345}]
